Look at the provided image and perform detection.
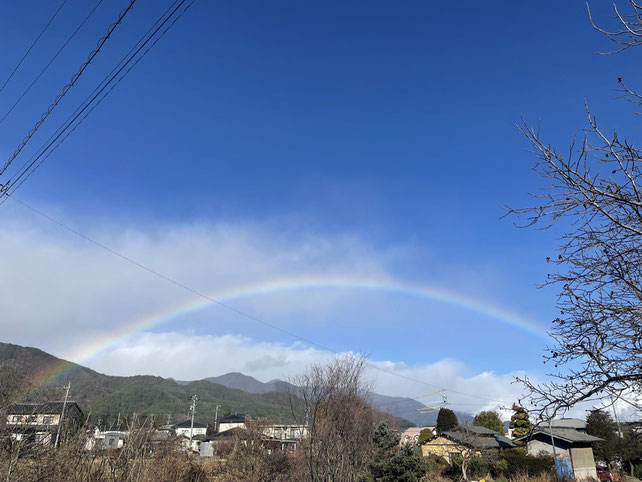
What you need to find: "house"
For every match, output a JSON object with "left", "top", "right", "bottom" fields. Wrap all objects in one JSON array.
[
  {"left": 515, "top": 427, "right": 601, "bottom": 481},
  {"left": 171, "top": 420, "right": 207, "bottom": 438},
  {"left": 421, "top": 426, "right": 515, "bottom": 463},
  {"left": 399, "top": 427, "right": 435, "bottom": 445},
  {"left": 6, "top": 401, "right": 83, "bottom": 446},
  {"left": 263, "top": 424, "right": 308, "bottom": 440},
  {"left": 86, "top": 424, "right": 130, "bottom": 450},
  {"left": 217, "top": 413, "right": 246, "bottom": 433},
  {"left": 201, "top": 426, "right": 299, "bottom": 457}
]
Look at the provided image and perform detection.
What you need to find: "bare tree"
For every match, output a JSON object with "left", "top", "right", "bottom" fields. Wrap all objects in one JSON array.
[
  {"left": 289, "top": 354, "right": 376, "bottom": 482},
  {"left": 508, "top": 2, "right": 642, "bottom": 421}
]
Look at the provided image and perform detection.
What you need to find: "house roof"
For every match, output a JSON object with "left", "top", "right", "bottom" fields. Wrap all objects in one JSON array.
[
  {"left": 173, "top": 420, "right": 207, "bottom": 429},
  {"left": 94, "top": 424, "right": 129, "bottom": 433},
  {"left": 517, "top": 428, "right": 602, "bottom": 444},
  {"left": 217, "top": 413, "right": 246, "bottom": 423},
  {"left": 429, "top": 426, "right": 516, "bottom": 450},
  {"left": 210, "top": 427, "right": 246, "bottom": 439},
  {"left": 463, "top": 425, "right": 501, "bottom": 435},
  {"left": 549, "top": 418, "right": 586, "bottom": 430},
  {"left": 7, "top": 401, "right": 82, "bottom": 416}
]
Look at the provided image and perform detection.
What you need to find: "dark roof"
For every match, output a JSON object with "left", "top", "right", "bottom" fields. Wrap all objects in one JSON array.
[
  {"left": 433, "top": 426, "right": 516, "bottom": 450},
  {"left": 210, "top": 427, "right": 246, "bottom": 439},
  {"left": 192, "top": 433, "right": 207, "bottom": 441},
  {"left": 218, "top": 413, "right": 246, "bottom": 423},
  {"left": 464, "top": 425, "right": 500, "bottom": 435},
  {"left": 7, "top": 401, "right": 82, "bottom": 415},
  {"left": 173, "top": 420, "right": 207, "bottom": 429},
  {"left": 517, "top": 427, "right": 602, "bottom": 444}
]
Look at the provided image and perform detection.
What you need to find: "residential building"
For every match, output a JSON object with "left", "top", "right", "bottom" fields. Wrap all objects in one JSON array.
[
  {"left": 6, "top": 401, "right": 83, "bottom": 446},
  {"left": 171, "top": 419, "right": 207, "bottom": 438},
  {"left": 86, "top": 424, "right": 129, "bottom": 450},
  {"left": 399, "top": 426, "right": 435, "bottom": 445},
  {"left": 217, "top": 413, "right": 246, "bottom": 433},
  {"left": 421, "top": 425, "right": 515, "bottom": 463},
  {"left": 515, "top": 427, "right": 601, "bottom": 481},
  {"left": 263, "top": 424, "right": 308, "bottom": 440}
]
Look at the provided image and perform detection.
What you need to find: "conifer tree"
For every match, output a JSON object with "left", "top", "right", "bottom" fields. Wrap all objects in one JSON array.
[
  {"left": 436, "top": 408, "right": 458, "bottom": 434},
  {"left": 509, "top": 403, "right": 531, "bottom": 439},
  {"left": 586, "top": 409, "right": 618, "bottom": 464}
]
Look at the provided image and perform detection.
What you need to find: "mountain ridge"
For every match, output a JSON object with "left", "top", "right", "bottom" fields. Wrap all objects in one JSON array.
[{"left": 179, "top": 371, "right": 473, "bottom": 426}]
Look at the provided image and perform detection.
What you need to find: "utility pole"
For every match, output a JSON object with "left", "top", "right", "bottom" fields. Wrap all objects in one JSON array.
[
  {"left": 548, "top": 415, "right": 561, "bottom": 482},
  {"left": 189, "top": 395, "right": 197, "bottom": 451},
  {"left": 214, "top": 405, "right": 220, "bottom": 433},
  {"left": 54, "top": 382, "right": 71, "bottom": 449},
  {"left": 166, "top": 414, "right": 172, "bottom": 426},
  {"left": 441, "top": 389, "right": 447, "bottom": 408},
  {"left": 611, "top": 396, "right": 623, "bottom": 438}
]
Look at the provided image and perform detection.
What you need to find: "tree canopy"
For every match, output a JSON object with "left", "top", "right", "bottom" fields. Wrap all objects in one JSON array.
[
  {"left": 417, "top": 428, "right": 434, "bottom": 444},
  {"left": 473, "top": 410, "right": 505, "bottom": 435},
  {"left": 368, "top": 421, "right": 428, "bottom": 482},
  {"left": 436, "top": 408, "right": 458, "bottom": 434},
  {"left": 586, "top": 409, "right": 618, "bottom": 464}
]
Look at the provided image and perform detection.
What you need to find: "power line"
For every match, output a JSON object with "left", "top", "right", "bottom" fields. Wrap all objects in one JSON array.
[
  {"left": 0, "top": 0, "right": 105, "bottom": 128},
  {"left": 0, "top": 0, "right": 137, "bottom": 178},
  {"left": 6, "top": 196, "right": 511, "bottom": 406},
  {"left": 0, "top": 0, "right": 69, "bottom": 96},
  {"left": 0, "top": 0, "right": 192, "bottom": 201}
]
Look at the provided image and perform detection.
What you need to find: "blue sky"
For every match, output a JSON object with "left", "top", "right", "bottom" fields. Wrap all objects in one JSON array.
[{"left": 0, "top": 1, "right": 639, "bottom": 411}]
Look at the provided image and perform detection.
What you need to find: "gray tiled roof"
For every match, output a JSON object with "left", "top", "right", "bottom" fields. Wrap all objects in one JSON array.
[
  {"left": 173, "top": 420, "right": 207, "bottom": 429},
  {"left": 518, "top": 428, "right": 602, "bottom": 443},
  {"left": 217, "top": 413, "right": 246, "bottom": 423},
  {"left": 549, "top": 418, "right": 586, "bottom": 430},
  {"left": 440, "top": 427, "right": 516, "bottom": 450}
]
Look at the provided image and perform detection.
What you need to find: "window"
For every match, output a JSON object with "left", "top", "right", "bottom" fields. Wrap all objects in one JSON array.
[{"left": 43, "top": 415, "right": 55, "bottom": 425}]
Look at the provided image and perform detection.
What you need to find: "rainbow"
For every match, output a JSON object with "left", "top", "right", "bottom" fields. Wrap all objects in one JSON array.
[{"left": 35, "top": 276, "right": 550, "bottom": 389}]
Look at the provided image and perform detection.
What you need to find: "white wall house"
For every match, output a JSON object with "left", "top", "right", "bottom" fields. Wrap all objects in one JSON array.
[
  {"left": 217, "top": 414, "right": 246, "bottom": 433},
  {"left": 172, "top": 420, "right": 207, "bottom": 438}
]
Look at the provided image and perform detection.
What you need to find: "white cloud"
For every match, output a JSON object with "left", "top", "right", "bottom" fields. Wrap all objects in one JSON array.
[{"left": 0, "top": 207, "right": 399, "bottom": 353}]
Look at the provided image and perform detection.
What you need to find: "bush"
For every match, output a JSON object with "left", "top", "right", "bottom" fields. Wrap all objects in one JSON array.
[
  {"left": 468, "top": 456, "right": 490, "bottom": 479},
  {"left": 491, "top": 450, "right": 554, "bottom": 478},
  {"left": 424, "top": 453, "right": 447, "bottom": 474}
]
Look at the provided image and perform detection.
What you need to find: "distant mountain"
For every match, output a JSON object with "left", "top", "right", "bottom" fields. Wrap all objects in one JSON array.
[
  {"left": 0, "top": 342, "right": 301, "bottom": 427},
  {"left": 182, "top": 371, "right": 473, "bottom": 427},
  {"left": 1, "top": 342, "right": 472, "bottom": 429}
]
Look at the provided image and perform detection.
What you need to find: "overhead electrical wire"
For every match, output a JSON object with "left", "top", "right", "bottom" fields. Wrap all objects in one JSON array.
[
  {"left": 0, "top": 0, "right": 69, "bottom": 96},
  {"left": 5, "top": 195, "right": 511, "bottom": 406},
  {"left": 0, "top": 0, "right": 106, "bottom": 128},
  {"left": 0, "top": 0, "right": 192, "bottom": 201},
  {"left": 0, "top": 0, "right": 137, "bottom": 178}
]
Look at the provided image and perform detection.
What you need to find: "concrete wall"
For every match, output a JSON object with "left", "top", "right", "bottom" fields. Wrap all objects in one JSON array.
[{"left": 570, "top": 447, "right": 598, "bottom": 481}]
